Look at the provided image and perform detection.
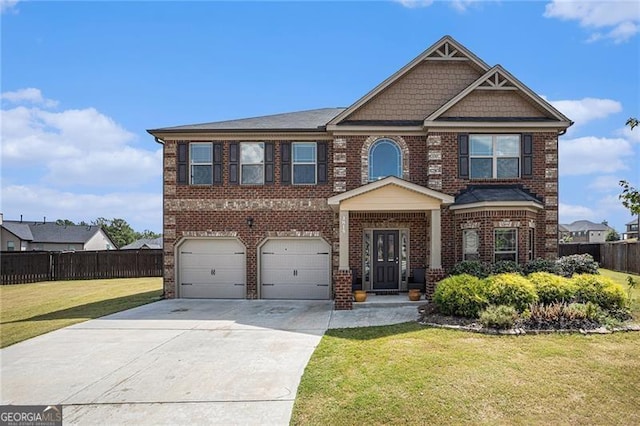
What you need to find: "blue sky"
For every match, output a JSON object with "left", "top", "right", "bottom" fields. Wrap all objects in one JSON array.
[{"left": 1, "top": 0, "right": 639, "bottom": 234}]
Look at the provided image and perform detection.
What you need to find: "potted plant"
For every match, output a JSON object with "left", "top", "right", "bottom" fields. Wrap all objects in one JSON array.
[{"left": 352, "top": 269, "right": 367, "bottom": 302}]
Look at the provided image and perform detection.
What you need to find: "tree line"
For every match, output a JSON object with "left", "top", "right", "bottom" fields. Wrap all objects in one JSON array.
[{"left": 55, "top": 218, "right": 161, "bottom": 248}]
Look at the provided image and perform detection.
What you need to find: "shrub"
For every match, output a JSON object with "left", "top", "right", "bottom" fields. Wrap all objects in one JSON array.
[
  {"left": 484, "top": 273, "right": 538, "bottom": 312},
  {"left": 479, "top": 305, "right": 518, "bottom": 330},
  {"left": 527, "top": 272, "right": 577, "bottom": 305},
  {"left": 524, "top": 302, "right": 601, "bottom": 330},
  {"left": 571, "top": 274, "right": 628, "bottom": 310},
  {"left": 433, "top": 274, "right": 488, "bottom": 318},
  {"left": 556, "top": 254, "right": 599, "bottom": 277},
  {"left": 450, "top": 261, "right": 491, "bottom": 278},
  {"left": 491, "top": 260, "right": 523, "bottom": 275},
  {"left": 524, "top": 258, "right": 561, "bottom": 275}
]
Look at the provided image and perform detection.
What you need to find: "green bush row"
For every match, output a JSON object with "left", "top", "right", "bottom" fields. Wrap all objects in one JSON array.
[
  {"left": 450, "top": 254, "right": 599, "bottom": 279},
  {"left": 433, "top": 272, "right": 627, "bottom": 318}
]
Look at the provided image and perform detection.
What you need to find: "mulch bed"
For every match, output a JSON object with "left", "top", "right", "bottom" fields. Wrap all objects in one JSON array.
[{"left": 417, "top": 302, "right": 640, "bottom": 335}]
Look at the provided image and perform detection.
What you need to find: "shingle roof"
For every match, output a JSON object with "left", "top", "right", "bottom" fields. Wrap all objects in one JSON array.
[
  {"left": 149, "top": 108, "right": 346, "bottom": 133},
  {"left": 559, "top": 220, "right": 612, "bottom": 232},
  {"left": 121, "top": 237, "right": 163, "bottom": 250},
  {"left": 626, "top": 217, "right": 639, "bottom": 226},
  {"left": 453, "top": 185, "right": 543, "bottom": 206},
  {"left": 3, "top": 221, "right": 103, "bottom": 244},
  {"left": 2, "top": 222, "right": 34, "bottom": 241}
]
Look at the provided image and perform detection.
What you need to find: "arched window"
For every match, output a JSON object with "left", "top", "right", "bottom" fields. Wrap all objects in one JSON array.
[{"left": 368, "top": 138, "right": 402, "bottom": 181}]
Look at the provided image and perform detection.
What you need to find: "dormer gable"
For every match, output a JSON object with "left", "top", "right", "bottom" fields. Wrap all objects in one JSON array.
[{"left": 327, "top": 36, "right": 490, "bottom": 127}]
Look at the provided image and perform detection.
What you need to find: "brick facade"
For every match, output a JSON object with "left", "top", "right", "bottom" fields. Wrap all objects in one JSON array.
[{"left": 153, "top": 36, "right": 569, "bottom": 310}]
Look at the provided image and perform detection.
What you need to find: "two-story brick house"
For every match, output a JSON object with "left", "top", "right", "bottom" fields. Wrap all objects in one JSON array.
[{"left": 148, "top": 36, "right": 571, "bottom": 309}]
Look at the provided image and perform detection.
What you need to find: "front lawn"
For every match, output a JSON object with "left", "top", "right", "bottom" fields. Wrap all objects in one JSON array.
[
  {"left": 292, "top": 268, "right": 640, "bottom": 425},
  {"left": 0, "top": 278, "right": 163, "bottom": 348}
]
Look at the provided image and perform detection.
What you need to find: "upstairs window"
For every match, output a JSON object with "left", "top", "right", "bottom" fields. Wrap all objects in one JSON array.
[
  {"left": 179, "top": 142, "right": 221, "bottom": 185},
  {"left": 369, "top": 138, "right": 402, "bottom": 181},
  {"left": 190, "top": 143, "right": 213, "bottom": 185},
  {"left": 470, "top": 135, "right": 520, "bottom": 179},
  {"left": 240, "top": 142, "right": 265, "bottom": 185},
  {"left": 292, "top": 142, "right": 317, "bottom": 184}
]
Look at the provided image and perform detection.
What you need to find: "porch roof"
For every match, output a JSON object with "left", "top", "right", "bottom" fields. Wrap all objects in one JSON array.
[
  {"left": 450, "top": 185, "right": 544, "bottom": 211},
  {"left": 327, "top": 177, "right": 454, "bottom": 212}
]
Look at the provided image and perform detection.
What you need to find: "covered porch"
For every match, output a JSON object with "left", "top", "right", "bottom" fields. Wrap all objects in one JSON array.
[{"left": 328, "top": 177, "right": 454, "bottom": 310}]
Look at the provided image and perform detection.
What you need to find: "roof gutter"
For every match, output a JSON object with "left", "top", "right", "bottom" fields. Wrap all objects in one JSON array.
[{"left": 154, "top": 136, "right": 165, "bottom": 145}]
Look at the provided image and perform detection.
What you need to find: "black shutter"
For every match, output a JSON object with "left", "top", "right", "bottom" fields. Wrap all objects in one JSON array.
[
  {"left": 281, "top": 142, "right": 291, "bottom": 185},
  {"left": 458, "top": 133, "right": 469, "bottom": 179},
  {"left": 264, "top": 142, "right": 274, "bottom": 185},
  {"left": 521, "top": 133, "right": 533, "bottom": 177},
  {"left": 213, "top": 143, "right": 222, "bottom": 185},
  {"left": 177, "top": 142, "right": 188, "bottom": 185},
  {"left": 229, "top": 142, "right": 239, "bottom": 185},
  {"left": 317, "top": 141, "right": 328, "bottom": 184}
]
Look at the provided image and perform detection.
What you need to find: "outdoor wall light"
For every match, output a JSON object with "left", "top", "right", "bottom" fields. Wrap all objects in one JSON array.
[{"left": 246, "top": 217, "right": 254, "bottom": 228}]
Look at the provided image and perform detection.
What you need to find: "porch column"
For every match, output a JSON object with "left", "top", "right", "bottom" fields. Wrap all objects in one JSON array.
[
  {"left": 430, "top": 208, "right": 442, "bottom": 269},
  {"left": 339, "top": 209, "right": 350, "bottom": 271}
]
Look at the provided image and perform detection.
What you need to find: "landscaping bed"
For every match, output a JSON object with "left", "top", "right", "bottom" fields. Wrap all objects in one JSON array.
[{"left": 420, "top": 256, "right": 639, "bottom": 335}]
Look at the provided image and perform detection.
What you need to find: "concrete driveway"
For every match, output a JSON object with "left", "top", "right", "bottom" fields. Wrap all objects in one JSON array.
[{"left": 1, "top": 300, "right": 333, "bottom": 425}]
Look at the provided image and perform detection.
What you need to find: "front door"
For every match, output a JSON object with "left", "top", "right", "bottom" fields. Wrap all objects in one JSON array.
[{"left": 372, "top": 230, "right": 399, "bottom": 290}]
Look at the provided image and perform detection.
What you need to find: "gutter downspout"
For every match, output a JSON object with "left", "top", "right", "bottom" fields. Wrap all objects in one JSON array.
[{"left": 153, "top": 135, "right": 166, "bottom": 298}]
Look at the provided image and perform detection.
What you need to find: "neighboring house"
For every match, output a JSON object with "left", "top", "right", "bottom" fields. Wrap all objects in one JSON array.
[
  {"left": 121, "top": 237, "right": 163, "bottom": 250},
  {"left": 558, "top": 220, "right": 614, "bottom": 243},
  {"left": 558, "top": 224, "right": 571, "bottom": 243},
  {"left": 624, "top": 217, "right": 639, "bottom": 240},
  {"left": 0, "top": 218, "right": 116, "bottom": 251},
  {"left": 148, "top": 35, "right": 571, "bottom": 309}
]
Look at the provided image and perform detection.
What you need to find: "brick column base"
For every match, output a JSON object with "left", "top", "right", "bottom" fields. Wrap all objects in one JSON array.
[
  {"left": 426, "top": 268, "right": 446, "bottom": 301},
  {"left": 334, "top": 270, "right": 353, "bottom": 310}
]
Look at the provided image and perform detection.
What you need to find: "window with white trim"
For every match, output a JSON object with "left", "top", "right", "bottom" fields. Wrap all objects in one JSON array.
[
  {"left": 190, "top": 143, "right": 213, "bottom": 185},
  {"left": 7, "top": 241, "right": 15, "bottom": 251},
  {"left": 494, "top": 228, "right": 517, "bottom": 262},
  {"left": 240, "top": 142, "right": 265, "bottom": 185},
  {"left": 292, "top": 142, "right": 316, "bottom": 184},
  {"left": 528, "top": 228, "right": 535, "bottom": 261},
  {"left": 470, "top": 135, "right": 520, "bottom": 179},
  {"left": 463, "top": 229, "right": 480, "bottom": 261},
  {"left": 369, "top": 138, "right": 402, "bottom": 181}
]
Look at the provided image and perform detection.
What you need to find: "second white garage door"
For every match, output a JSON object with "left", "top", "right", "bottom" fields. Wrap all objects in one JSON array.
[
  {"left": 178, "top": 238, "right": 246, "bottom": 299},
  {"left": 260, "top": 238, "right": 331, "bottom": 300}
]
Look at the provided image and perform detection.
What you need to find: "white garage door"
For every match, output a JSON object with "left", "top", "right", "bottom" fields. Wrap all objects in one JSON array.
[
  {"left": 178, "top": 239, "right": 245, "bottom": 299},
  {"left": 260, "top": 239, "right": 331, "bottom": 300}
]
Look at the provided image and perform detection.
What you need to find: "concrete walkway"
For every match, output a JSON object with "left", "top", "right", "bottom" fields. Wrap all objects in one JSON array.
[{"left": 1, "top": 299, "right": 419, "bottom": 425}]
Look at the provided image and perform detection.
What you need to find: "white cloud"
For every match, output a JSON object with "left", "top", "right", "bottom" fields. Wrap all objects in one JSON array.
[
  {"left": 548, "top": 97, "right": 622, "bottom": 127},
  {"left": 1, "top": 88, "right": 58, "bottom": 108},
  {"left": 559, "top": 202, "right": 597, "bottom": 222},
  {"left": 544, "top": 0, "right": 640, "bottom": 43},
  {"left": 559, "top": 136, "right": 633, "bottom": 175},
  {"left": 1, "top": 99, "right": 162, "bottom": 187},
  {"left": 450, "top": 0, "right": 490, "bottom": 12},
  {"left": 395, "top": 0, "right": 495, "bottom": 11},
  {"left": 0, "top": 0, "right": 19, "bottom": 14},
  {"left": 1, "top": 185, "right": 162, "bottom": 233},
  {"left": 588, "top": 175, "right": 624, "bottom": 192},
  {"left": 616, "top": 124, "right": 640, "bottom": 143},
  {"left": 395, "top": 0, "right": 434, "bottom": 8}
]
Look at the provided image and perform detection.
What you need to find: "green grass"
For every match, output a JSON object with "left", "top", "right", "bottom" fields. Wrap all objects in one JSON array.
[
  {"left": 292, "top": 269, "right": 640, "bottom": 425},
  {"left": 0, "top": 278, "right": 163, "bottom": 348},
  {"left": 599, "top": 268, "right": 640, "bottom": 318}
]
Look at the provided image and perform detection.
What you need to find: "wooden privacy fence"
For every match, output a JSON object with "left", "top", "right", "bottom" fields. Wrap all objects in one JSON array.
[
  {"left": 559, "top": 242, "right": 639, "bottom": 275},
  {"left": 600, "top": 242, "right": 640, "bottom": 275},
  {"left": 558, "top": 243, "right": 602, "bottom": 263},
  {"left": 1, "top": 250, "right": 163, "bottom": 285}
]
